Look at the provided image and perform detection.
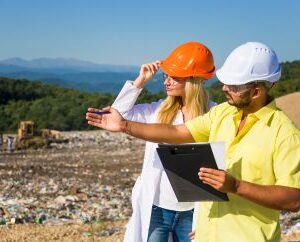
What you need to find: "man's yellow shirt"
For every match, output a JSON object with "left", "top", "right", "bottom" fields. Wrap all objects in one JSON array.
[{"left": 186, "top": 101, "right": 300, "bottom": 242}]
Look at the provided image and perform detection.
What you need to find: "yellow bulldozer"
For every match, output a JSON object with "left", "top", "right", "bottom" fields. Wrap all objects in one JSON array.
[{"left": 16, "top": 121, "right": 68, "bottom": 149}]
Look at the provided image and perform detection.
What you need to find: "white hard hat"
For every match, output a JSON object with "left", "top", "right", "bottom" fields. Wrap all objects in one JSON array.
[{"left": 216, "top": 42, "right": 281, "bottom": 85}]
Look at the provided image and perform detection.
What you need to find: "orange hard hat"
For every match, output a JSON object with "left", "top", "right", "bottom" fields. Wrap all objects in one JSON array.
[{"left": 160, "top": 41, "right": 215, "bottom": 80}]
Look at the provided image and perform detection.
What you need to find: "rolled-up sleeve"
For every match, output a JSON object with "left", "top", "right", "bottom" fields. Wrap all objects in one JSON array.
[
  {"left": 273, "top": 133, "right": 300, "bottom": 188},
  {"left": 185, "top": 110, "right": 213, "bottom": 142}
]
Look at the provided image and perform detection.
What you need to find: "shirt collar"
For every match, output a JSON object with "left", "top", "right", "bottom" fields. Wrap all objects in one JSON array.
[
  {"left": 252, "top": 100, "right": 277, "bottom": 125},
  {"left": 231, "top": 100, "right": 277, "bottom": 126}
]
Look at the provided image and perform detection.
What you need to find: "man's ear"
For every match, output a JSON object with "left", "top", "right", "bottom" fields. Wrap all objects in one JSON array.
[{"left": 251, "top": 86, "right": 261, "bottom": 100}]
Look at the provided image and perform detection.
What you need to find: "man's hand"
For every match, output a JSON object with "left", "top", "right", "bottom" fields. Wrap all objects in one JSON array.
[
  {"left": 86, "top": 107, "right": 126, "bottom": 132},
  {"left": 199, "top": 167, "right": 300, "bottom": 211},
  {"left": 189, "top": 230, "right": 195, "bottom": 240},
  {"left": 198, "top": 167, "right": 239, "bottom": 193}
]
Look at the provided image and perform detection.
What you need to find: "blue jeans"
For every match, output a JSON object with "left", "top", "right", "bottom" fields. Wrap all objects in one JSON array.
[{"left": 147, "top": 205, "right": 193, "bottom": 242}]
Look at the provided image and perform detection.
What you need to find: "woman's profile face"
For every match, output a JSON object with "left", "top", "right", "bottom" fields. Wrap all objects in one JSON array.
[{"left": 163, "top": 73, "right": 187, "bottom": 97}]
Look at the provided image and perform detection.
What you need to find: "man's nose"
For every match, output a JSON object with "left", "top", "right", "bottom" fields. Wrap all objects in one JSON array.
[{"left": 222, "top": 84, "right": 229, "bottom": 92}]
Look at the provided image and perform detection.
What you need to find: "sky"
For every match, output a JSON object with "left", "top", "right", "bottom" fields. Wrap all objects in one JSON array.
[{"left": 0, "top": 0, "right": 299, "bottom": 68}]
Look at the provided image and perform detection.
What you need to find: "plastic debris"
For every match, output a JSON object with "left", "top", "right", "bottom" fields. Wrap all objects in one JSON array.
[{"left": 0, "top": 131, "right": 298, "bottom": 239}]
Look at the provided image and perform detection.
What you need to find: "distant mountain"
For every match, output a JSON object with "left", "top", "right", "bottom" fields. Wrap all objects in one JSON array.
[
  {"left": 0, "top": 70, "right": 166, "bottom": 94},
  {"left": 0, "top": 57, "right": 141, "bottom": 93},
  {"left": 0, "top": 57, "right": 217, "bottom": 93},
  {"left": 0, "top": 57, "right": 139, "bottom": 73}
]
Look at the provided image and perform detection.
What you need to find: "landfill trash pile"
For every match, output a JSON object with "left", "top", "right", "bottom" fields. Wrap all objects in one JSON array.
[
  {"left": 0, "top": 130, "right": 299, "bottom": 241},
  {"left": 0, "top": 130, "right": 144, "bottom": 240},
  {"left": 280, "top": 210, "right": 300, "bottom": 241}
]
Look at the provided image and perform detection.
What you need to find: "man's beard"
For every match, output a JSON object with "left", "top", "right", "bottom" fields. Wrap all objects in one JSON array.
[{"left": 225, "top": 90, "right": 252, "bottom": 108}]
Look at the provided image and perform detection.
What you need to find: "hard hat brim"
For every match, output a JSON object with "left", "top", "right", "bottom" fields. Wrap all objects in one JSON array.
[{"left": 161, "top": 59, "right": 215, "bottom": 80}]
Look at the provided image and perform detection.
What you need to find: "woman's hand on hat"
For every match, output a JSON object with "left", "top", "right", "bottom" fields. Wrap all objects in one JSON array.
[{"left": 134, "top": 61, "right": 161, "bottom": 88}]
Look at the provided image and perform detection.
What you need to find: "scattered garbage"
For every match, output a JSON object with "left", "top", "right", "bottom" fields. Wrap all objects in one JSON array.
[
  {"left": 0, "top": 130, "right": 299, "bottom": 239},
  {"left": 0, "top": 130, "right": 144, "bottom": 237}
]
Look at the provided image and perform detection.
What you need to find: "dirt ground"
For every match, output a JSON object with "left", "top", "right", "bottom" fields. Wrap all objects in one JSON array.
[
  {"left": 276, "top": 92, "right": 300, "bottom": 128},
  {"left": 0, "top": 131, "right": 143, "bottom": 241},
  {"left": 1, "top": 91, "right": 300, "bottom": 242},
  {"left": 0, "top": 220, "right": 127, "bottom": 242}
]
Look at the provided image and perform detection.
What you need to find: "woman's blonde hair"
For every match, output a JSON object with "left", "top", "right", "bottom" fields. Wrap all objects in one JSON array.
[{"left": 157, "top": 77, "right": 209, "bottom": 124}]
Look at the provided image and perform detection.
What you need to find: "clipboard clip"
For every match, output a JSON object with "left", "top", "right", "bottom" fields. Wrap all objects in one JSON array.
[{"left": 169, "top": 146, "right": 196, "bottom": 154}]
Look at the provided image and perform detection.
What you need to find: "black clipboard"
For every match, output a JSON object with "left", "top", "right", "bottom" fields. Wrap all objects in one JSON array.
[{"left": 156, "top": 143, "right": 228, "bottom": 202}]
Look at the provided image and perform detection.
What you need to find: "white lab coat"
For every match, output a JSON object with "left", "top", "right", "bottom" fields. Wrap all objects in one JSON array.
[{"left": 112, "top": 81, "right": 216, "bottom": 242}]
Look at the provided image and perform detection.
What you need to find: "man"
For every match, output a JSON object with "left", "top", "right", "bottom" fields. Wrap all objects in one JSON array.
[
  {"left": 86, "top": 42, "right": 300, "bottom": 242},
  {"left": 7, "top": 136, "right": 14, "bottom": 153}
]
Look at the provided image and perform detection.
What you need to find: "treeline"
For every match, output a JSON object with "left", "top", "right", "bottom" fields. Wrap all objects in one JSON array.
[
  {"left": 0, "top": 77, "right": 165, "bottom": 132},
  {"left": 0, "top": 60, "right": 299, "bottom": 132}
]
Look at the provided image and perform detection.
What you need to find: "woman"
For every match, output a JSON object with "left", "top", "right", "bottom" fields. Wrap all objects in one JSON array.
[{"left": 91, "top": 41, "right": 215, "bottom": 242}]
